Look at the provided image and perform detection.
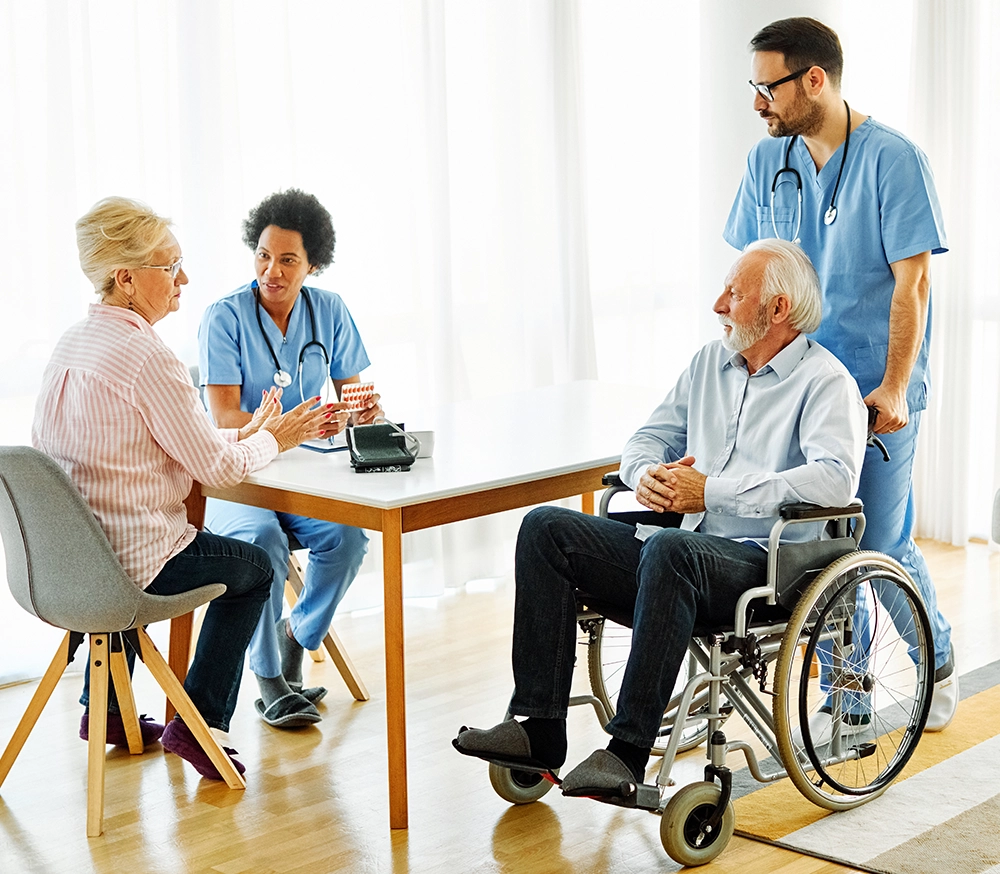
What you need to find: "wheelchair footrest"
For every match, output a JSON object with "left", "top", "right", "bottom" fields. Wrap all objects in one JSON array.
[{"left": 580, "top": 780, "right": 661, "bottom": 811}]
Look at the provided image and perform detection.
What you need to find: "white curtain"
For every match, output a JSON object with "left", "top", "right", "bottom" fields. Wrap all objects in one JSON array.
[
  {"left": 0, "top": 0, "right": 702, "bottom": 680},
  {"left": 1, "top": 0, "right": 996, "bottom": 684},
  {"left": 908, "top": 0, "right": 1000, "bottom": 545}
]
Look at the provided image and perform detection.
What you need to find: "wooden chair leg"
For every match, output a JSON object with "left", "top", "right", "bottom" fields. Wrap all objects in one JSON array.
[
  {"left": 285, "top": 556, "right": 325, "bottom": 663},
  {"left": 134, "top": 628, "right": 246, "bottom": 790},
  {"left": 323, "top": 625, "right": 370, "bottom": 702},
  {"left": 87, "top": 634, "right": 110, "bottom": 837},
  {"left": 108, "top": 636, "right": 143, "bottom": 755},
  {"left": 801, "top": 643, "right": 820, "bottom": 678},
  {"left": 284, "top": 552, "right": 368, "bottom": 700},
  {"left": 0, "top": 631, "right": 75, "bottom": 787}
]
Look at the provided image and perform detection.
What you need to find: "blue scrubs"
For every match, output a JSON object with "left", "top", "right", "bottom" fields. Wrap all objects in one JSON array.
[
  {"left": 198, "top": 282, "right": 372, "bottom": 679},
  {"left": 724, "top": 118, "right": 951, "bottom": 668}
]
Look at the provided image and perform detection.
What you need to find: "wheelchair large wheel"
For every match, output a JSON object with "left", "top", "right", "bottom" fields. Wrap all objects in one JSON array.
[
  {"left": 489, "top": 763, "right": 558, "bottom": 804},
  {"left": 660, "top": 781, "right": 735, "bottom": 867},
  {"left": 586, "top": 616, "right": 727, "bottom": 755},
  {"left": 773, "top": 551, "right": 933, "bottom": 811}
]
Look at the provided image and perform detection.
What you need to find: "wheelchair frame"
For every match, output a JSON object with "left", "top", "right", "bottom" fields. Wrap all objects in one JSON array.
[{"left": 487, "top": 474, "right": 934, "bottom": 867}]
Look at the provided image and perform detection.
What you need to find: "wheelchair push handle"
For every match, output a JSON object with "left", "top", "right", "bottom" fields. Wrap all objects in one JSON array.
[{"left": 866, "top": 405, "right": 891, "bottom": 462}]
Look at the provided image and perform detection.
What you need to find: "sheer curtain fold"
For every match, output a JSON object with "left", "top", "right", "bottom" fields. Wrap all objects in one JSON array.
[{"left": 908, "top": 0, "right": 999, "bottom": 544}]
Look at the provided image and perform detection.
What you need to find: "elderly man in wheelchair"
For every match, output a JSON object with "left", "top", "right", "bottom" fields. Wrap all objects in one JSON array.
[{"left": 452, "top": 238, "right": 934, "bottom": 866}]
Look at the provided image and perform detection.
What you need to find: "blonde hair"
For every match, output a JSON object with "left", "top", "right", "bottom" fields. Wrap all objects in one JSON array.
[{"left": 75, "top": 197, "right": 172, "bottom": 298}]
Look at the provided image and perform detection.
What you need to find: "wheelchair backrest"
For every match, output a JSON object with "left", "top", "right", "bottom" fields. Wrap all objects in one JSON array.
[{"left": 773, "top": 536, "right": 858, "bottom": 609}]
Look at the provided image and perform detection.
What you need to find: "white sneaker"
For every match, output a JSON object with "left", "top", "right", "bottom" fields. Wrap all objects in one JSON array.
[
  {"left": 924, "top": 644, "right": 958, "bottom": 732},
  {"left": 791, "top": 706, "right": 869, "bottom": 749}
]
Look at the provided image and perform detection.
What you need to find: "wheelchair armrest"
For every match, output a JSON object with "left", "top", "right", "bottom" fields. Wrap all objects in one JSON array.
[
  {"left": 779, "top": 501, "right": 864, "bottom": 521},
  {"left": 602, "top": 471, "right": 624, "bottom": 488}
]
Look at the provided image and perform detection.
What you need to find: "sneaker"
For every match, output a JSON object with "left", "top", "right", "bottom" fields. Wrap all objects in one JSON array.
[
  {"left": 792, "top": 706, "right": 869, "bottom": 749},
  {"left": 924, "top": 644, "right": 958, "bottom": 732},
  {"left": 161, "top": 718, "right": 246, "bottom": 780},
  {"left": 79, "top": 712, "right": 165, "bottom": 748}
]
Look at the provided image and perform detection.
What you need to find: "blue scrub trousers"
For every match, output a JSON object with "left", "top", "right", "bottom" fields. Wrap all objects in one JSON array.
[
  {"left": 205, "top": 499, "right": 369, "bottom": 679},
  {"left": 857, "top": 412, "right": 951, "bottom": 669},
  {"left": 815, "top": 412, "right": 952, "bottom": 709}
]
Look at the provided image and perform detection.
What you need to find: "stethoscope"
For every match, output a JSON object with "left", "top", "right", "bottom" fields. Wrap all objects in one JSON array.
[
  {"left": 770, "top": 101, "right": 852, "bottom": 243},
  {"left": 253, "top": 283, "right": 330, "bottom": 404}
]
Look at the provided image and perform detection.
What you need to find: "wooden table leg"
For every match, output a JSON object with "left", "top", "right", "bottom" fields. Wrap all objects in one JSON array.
[
  {"left": 581, "top": 491, "right": 594, "bottom": 515},
  {"left": 165, "top": 614, "right": 193, "bottom": 722},
  {"left": 166, "top": 481, "right": 205, "bottom": 721},
  {"left": 381, "top": 507, "right": 408, "bottom": 829}
]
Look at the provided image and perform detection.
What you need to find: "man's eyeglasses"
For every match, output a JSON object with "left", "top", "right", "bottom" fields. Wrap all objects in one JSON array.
[
  {"left": 139, "top": 257, "right": 184, "bottom": 279},
  {"left": 748, "top": 67, "right": 812, "bottom": 102}
]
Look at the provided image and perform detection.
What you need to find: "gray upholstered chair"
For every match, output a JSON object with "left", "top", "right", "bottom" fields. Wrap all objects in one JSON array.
[
  {"left": 188, "top": 365, "right": 368, "bottom": 701},
  {"left": 0, "top": 446, "right": 244, "bottom": 837}
]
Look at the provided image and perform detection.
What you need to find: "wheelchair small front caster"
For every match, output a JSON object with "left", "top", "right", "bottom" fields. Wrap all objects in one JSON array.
[
  {"left": 660, "top": 781, "right": 735, "bottom": 866},
  {"left": 488, "top": 763, "right": 559, "bottom": 804}
]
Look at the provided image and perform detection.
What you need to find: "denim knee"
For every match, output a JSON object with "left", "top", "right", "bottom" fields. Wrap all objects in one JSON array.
[
  {"left": 518, "top": 505, "right": 573, "bottom": 546},
  {"left": 640, "top": 526, "right": 696, "bottom": 566}
]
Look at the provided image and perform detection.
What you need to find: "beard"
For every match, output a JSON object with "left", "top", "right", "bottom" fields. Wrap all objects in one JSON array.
[
  {"left": 720, "top": 306, "right": 772, "bottom": 352},
  {"left": 762, "top": 83, "right": 825, "bottom": 139}
]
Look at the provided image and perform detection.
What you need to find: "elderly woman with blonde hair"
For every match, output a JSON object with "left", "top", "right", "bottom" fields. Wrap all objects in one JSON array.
[{"left": 31, "top": 196, "right": 346, "bottom": 779}]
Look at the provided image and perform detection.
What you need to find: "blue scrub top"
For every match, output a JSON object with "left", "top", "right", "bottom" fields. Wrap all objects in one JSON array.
[
  {"left": 724, "top": 118, "right": 947, "bottom": 411},
  {"left": 198, "top": 281, "right": 371, "bottom": 415}
]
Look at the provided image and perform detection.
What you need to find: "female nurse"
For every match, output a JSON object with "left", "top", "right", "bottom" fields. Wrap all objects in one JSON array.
[{"left": 198, "top": 189, "right": 381, "bottom": 729}]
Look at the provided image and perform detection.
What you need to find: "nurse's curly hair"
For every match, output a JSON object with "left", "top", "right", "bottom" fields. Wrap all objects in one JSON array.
[{"left": 242, "top": 188, "right": 336, "bottom": 272}]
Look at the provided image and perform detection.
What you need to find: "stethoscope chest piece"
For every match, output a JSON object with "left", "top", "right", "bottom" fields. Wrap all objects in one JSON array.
[
  {"left": 254, "top": 284, "right": 329, "bottom": 402},
  {"left": 824, "top": 206, "right": 838, "bottom": 226}
]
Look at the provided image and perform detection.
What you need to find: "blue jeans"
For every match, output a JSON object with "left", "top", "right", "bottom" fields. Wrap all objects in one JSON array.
[
  {"left": 205, "top": 499, "right": 369, "bottom": 678},
  {"left": 81, "top": 531, "right": 272, "bottom": 732},
  {"left": 510, "top": 506, "right": 775, "bottom": 749}
]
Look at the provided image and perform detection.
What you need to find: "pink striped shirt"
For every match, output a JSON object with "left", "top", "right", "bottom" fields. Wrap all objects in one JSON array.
[{"left": 32, "top": 303, "right": 278, "bottom": 589}]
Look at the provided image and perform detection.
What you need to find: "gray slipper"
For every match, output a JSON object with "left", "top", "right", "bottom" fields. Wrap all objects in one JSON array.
[
  {"left": 560, "top": 749, "right": 636, "bottom": 798},
  {"left": 254, "top": 692, "right": 322, "bottom": 728},
  {"left": 452, "top": 720, "right": 558, "bottom": 778},
  {"left": 294, "top": 685, "right": 328, "bottom": 705}
]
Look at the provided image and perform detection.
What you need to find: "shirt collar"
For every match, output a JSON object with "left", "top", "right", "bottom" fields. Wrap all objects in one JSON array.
[
  {"left": 721, "top": 332, "right": 808, "bottom": 381},
  {"left": 90, "top": 301, "right": 157, "bottom": 336}
]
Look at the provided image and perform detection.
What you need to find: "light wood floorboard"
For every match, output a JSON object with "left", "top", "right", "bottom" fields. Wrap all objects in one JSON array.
[{"left": 0, "top": 539, "right": 996, "bottom": 873}]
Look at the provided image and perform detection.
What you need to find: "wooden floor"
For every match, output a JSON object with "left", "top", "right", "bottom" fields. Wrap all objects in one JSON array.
[{"left": 0, "top": 538, "right": 996, "bottom": 873}]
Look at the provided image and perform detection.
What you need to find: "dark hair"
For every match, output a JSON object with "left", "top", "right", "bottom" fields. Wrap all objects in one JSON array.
[
  {"left": 241, "top": 188, "right": 336, "bottom": 272},
  {"left": 750, "top": 17, "right": 843, "bottom": 88}
]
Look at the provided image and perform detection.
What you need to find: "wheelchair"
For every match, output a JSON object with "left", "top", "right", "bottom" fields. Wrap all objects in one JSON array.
[{"left": 486, "top": 473, "right": 934, "bottom": 867}]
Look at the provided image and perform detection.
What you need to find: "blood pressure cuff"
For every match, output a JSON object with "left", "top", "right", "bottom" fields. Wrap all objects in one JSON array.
[{"left": 346, "top": 423, "right": 415, "bottom": 472}]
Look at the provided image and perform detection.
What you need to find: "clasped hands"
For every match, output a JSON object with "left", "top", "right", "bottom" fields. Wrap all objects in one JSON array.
[{"left": 635, "top": 456, "right": 707, "bottom": 515}]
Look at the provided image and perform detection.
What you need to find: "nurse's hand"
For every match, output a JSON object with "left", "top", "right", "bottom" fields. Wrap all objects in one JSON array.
[
  {"left": 265, "top": 397, "right": 344, "bottom": 452},
  {"left": 865, "top": 385, "right": 908, "bottom": 435},
  {"left": 350, "top": 393, "right": 383, "bottom": 427}
]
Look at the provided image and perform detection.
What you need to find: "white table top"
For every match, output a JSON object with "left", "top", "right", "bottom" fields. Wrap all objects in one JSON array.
[{"left": 236, "top": 380, "right": 662, "bottom": 510}]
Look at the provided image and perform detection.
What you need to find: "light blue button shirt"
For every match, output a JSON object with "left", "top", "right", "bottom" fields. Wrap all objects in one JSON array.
[{"left": 619, "top": 334, "right": 867, "bottom": 545}]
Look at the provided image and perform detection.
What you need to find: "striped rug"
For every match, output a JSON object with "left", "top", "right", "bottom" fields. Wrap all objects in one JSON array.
[{"left": 732, "top": 660, "right": 1000, "bottom": 874}]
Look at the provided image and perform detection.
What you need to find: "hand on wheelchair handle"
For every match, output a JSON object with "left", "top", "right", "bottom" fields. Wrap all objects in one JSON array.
[{"left": 865, "top": 405, "right": 891, "bottom": 462}]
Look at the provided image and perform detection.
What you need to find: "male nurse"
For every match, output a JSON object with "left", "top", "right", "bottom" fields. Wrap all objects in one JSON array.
[{"left": 724, "top": 16, "right": 957, "bottom": 731}]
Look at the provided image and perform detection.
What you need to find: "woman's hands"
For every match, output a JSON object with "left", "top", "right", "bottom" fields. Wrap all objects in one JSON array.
[
  {"left": 238, "top": 387, "right": 283, "bottom": 441},
  {"left": 264, "top": 397, "right": 351, "bottom": 452}
]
